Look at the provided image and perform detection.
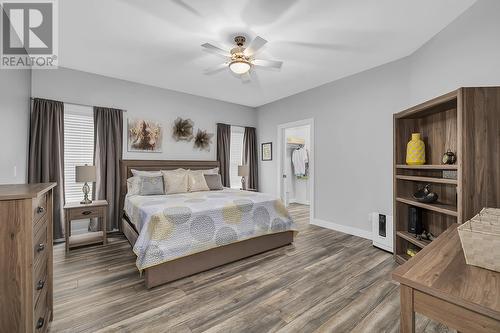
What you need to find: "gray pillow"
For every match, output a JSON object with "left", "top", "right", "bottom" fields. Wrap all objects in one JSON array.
[
  {"left": 204, "top": 174, "right": 223, "bottom": 190},
  {"left": 139, "top": 175, "right": 164, "bottom": 195}
]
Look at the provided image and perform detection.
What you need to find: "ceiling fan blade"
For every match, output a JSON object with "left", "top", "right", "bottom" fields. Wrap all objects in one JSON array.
[
  {"left": 249, "top": 70, "right": 261, "bottom": 87},
  {"left": 244, "top": 36, "right": 267, "bottom": 56},
  {"left": 201, "top": 43, "right": 230, "bottom": 57},
  {"left": 240, "top": 72, "right": 252, "bottom": 83},
  {"left": 253, "top": 59, "right": 283, "bottom": 69},
  {"left": 203, "top": 63, "right": 228, "bottom": 75}
]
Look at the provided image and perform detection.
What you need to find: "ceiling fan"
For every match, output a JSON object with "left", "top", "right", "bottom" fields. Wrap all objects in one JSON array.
[{"left": 202, "top": 35, "right": 283, "bottom": 82}]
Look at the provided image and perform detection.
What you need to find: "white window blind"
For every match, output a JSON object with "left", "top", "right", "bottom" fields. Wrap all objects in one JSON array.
[
  {"left": 64, "top": 105, "right": 95, "bottom": 203},
  {"left": 230, "top": 126, "right": 244, "bottom": 189}
]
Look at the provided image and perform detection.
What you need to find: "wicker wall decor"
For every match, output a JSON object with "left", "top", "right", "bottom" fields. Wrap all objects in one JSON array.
[
  {"left": 193, "top": 129, "right": 214, "bottom": 151},
  {"left": 172, "top": 117, "right": 194, "bottom": 142}
]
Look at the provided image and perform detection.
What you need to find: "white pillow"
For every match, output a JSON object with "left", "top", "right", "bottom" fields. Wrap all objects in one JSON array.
[
  {"left": 131, "top": 169, "right": 162, "bottom": 177},
  {"left": 127, "top": 176, "right": 141, "bottom": 196},
  {"left": 161, "top": 170, "right": 189, "bottom": 194},
  {"left": 201, "top": 167, "right": 219, "bottom": 175},
  {"left": 188, "top": 170, "right": 210, "bottom": 192}
]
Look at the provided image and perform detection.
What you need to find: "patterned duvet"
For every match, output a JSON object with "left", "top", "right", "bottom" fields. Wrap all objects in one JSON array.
[{"left": 124, "top": 188, "right": 296, "bottom": 270}]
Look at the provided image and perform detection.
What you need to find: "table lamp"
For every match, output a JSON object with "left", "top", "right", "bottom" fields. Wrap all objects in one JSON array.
[
  {"left": 75, "top": 165, "right": 96, "bottom": 204},
  {"left": 238, "top": 165, "right": 250, "bottom": 190}
]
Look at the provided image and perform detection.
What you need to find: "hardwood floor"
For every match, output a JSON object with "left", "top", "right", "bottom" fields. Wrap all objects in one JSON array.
[{"left": 50, "top": 204, "right": 455, "bottom": 333}]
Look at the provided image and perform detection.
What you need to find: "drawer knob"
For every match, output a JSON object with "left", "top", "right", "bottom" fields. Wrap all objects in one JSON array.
[
  {"left": 37, "top": 206, "right": 45, "bottom": 214},
  {"left": 36, "top": 280, "right": 45, "bottom": 290},
  {"left": 36, "top": 243, "right": 45, "bottom": 252},
  {"left": 36, "top": 317, "right": 44, "bottom": 329},
  {"left": 82, "top": 210, "right": 92, "bottom": 215}
]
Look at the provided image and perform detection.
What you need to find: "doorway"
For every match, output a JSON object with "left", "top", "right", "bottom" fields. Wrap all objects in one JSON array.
[{"left": 277, "top": 119, "right": 314, "bottom": 224}]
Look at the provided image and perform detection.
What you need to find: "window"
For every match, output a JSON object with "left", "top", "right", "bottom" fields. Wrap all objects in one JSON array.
[
  {"left": 229, "top": 126, "right": 244, "bottom": 189},
  {"left": 64, "top": 105, "right": 95, "bottom": 203}
]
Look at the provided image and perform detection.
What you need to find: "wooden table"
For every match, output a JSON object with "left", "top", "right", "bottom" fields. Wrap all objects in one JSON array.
[
  {"left": 392, "top": 224, "right": 500, "bottom": 333},
  {"left": 64, "top": 200, "right": 108, "bottom": 253}
]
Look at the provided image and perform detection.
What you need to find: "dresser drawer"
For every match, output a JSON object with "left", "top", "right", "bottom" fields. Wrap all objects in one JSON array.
[
  {"left": 69, "top": 206, "right": 103, "bottom": 220},
  {"left": 33, "top": 193, "right": 48, "bottom": 224},
  {"left": 33, "top": 259, "right": 48, "bottom": 306},
  {"left": 33, "top": 286, "right": 49, "bottom": 332},
  {"left": 33, "top": 220, "right": 48, "bottom": 270}
]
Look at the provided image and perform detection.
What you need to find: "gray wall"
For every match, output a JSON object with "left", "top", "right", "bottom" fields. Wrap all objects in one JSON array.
[
  {"left": 409, "top": 0, "right": 500, "bottom": 104},
  {"left": 31, "top": 68, "right": 256, "bottom": 161},
  {"left": 0, "top": 68, "right": 31, "bottom": 184},
  {"left": 258, "top": 59, "right": 410, "bottom": 233},
  {"left": 257, "top": 0, "right": 500, "bottom": 234}
]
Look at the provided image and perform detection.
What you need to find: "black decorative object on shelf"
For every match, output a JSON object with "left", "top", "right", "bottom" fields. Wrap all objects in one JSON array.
[
  {"left": 408, "top": 206, "right": 423, "bottom": 235},
  {"left": 416, "top": 230, "right": 436, "bottom": 242},
  {"left": 413, "top": 184, "right": 438, "bottom": 203},
  {"left": 442, "top": 150, "right": 457, "bottom": 165}
]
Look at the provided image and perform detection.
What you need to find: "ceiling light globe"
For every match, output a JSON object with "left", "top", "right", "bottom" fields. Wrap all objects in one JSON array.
[{"left": 229, "top": 60, "right": 251, "bottom": 74}]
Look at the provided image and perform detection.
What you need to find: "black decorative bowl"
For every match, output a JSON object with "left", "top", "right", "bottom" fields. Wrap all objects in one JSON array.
[{"left": 413, "top": 184, "right": 438, "bottom": 203}]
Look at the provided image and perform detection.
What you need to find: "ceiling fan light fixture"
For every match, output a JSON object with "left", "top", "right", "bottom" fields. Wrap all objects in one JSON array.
[{"left": 229, "top": 60, "right": 251, "bottom": 74}]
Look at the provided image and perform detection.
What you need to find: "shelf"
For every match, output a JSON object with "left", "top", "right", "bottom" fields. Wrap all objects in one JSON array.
[
  {"left": 396, "top": 231, "right": 431, "bottom": 249},
  {"left": 396, "top": 164, "right": 458, "bottom": 170},
  {"left": 395, "top": 175, "right": 457, "bottom": 185},
  {"left": 395, "top": 254, "right": 411, "bottom": 264},
  {"left": 396, "top": 197, "right": 458, "bottom": 217},
  {"left": 68, "top": 231, "right": 104, "bottom": 248}
]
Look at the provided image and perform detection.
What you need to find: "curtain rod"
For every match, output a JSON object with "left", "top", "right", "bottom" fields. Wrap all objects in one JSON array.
[
  {"left": 217, "top": 122, "right": 255, "bottom": 129},
  {"left": 30, "top": 97, "right": 127, "bottom": 112}
]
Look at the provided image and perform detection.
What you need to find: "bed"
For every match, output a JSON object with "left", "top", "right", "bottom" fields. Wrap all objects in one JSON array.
[{"left": 119, "top": 160, "right": 296, "bottom": 288}]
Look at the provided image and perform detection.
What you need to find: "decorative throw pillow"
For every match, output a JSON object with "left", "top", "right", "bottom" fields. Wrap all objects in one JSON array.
[
  {"left": 161, "top": 170, "right": 189, "bottom": 194},
  {"left": 131, "top": 169, "right": 162, "bottom": 177},
  {"left": 188, "top": 170, "right": 210, "bottom": 192},
  {"left": 204, "top": 174, "right": 223, "bottom": 190},
  {"left": 127, "top": 176, "right": 141, "bottom": 196},
  {"left": 139, "top": 175, "right": 164, "bottom": 195}
]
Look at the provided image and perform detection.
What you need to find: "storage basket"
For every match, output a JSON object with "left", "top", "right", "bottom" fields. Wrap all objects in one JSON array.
[{"left": 458, "top": 208, "right": 500, "bottom": 272}]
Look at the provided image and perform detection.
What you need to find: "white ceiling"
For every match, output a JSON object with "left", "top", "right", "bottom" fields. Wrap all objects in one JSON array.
[{"left": 59, "top": 0, "right": 477, "bottom": 107}]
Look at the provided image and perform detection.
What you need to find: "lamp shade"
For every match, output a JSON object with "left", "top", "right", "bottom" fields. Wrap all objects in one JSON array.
[
  {"left": 238, "top": 165, "right": 249, "bottom": 177},
  {"left": 75, "top": 165, "right": 96, "bottom": 182}
]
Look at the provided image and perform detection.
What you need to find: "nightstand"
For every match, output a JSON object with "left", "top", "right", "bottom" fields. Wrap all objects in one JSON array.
[{"left": 64, "top": 200, "right": 108, "bottom": 253}]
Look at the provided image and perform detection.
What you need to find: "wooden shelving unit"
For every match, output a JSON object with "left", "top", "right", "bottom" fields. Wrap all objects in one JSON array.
[
  {"left": 395, "top": 175, "right": 457, "bottom": 185},
  {"left": 396, "top": 231, "right": 430, "bottom": 249},
  {"left": 393, "top": 87, "right": 500, "bottom": 264},
  {"left": 396, "top": 164, "right": 458, "bottom": 170},
  {"left": 396, "top": 197, "right": 458, "bottom": 217}
]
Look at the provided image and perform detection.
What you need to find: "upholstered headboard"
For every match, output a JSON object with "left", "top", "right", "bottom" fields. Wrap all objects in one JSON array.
[{"left": 119, "top": 159, "right": 220, "bottom": 227}]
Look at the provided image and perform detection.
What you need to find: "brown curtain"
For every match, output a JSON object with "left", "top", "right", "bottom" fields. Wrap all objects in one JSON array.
[
  {"left": 28, "top": 98, "right": 65, "bottom": 240},
  {"left": 243, "top": 127, "right": 258, "bottom": 191},
  {"left": 90, "top": 107, "right": 123, "bottom": 231},
  {"left": 216, "top": 123, "right": 231, "bottom": 187}
]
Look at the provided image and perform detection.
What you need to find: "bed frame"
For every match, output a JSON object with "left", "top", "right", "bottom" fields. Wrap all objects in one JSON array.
[{"left": 119, "top": 160, "right": 295, "bottom": 288}]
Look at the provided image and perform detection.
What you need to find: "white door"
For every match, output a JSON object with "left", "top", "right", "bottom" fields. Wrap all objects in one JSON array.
[{"left": 280, "top": 127, "right": 289, "bottom": 206}]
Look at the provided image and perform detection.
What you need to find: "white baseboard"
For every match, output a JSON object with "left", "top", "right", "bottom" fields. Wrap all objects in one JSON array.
[{"left": 311, "top": 218, "right": 372, "bottom": 240}]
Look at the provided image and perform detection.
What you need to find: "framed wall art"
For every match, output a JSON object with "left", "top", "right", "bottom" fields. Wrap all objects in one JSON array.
[
  {"left": 127, "top": 118, "right": 162, "bottom": 152},
  {"left": 261, "top": 142, "right": 272, "bottom": 161}
]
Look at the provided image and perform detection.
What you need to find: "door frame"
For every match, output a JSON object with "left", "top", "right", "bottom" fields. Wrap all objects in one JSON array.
[{"left": 276, "top": 118, "right": 315, "bottom": 222}]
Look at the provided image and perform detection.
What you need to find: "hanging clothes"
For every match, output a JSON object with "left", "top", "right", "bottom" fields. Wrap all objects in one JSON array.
[{"left": 292, "top": 147, "right": 308, "bottom": 177}]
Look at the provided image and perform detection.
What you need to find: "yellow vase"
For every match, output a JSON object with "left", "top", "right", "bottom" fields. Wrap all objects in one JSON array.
[{"left": 406, "top": 133, "right": 425, "bottom": 165}]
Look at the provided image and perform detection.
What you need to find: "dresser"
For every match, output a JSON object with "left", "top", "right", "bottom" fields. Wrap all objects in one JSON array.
[{"left": 0, "top": 183, "right": 56, "bottom": 333}]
